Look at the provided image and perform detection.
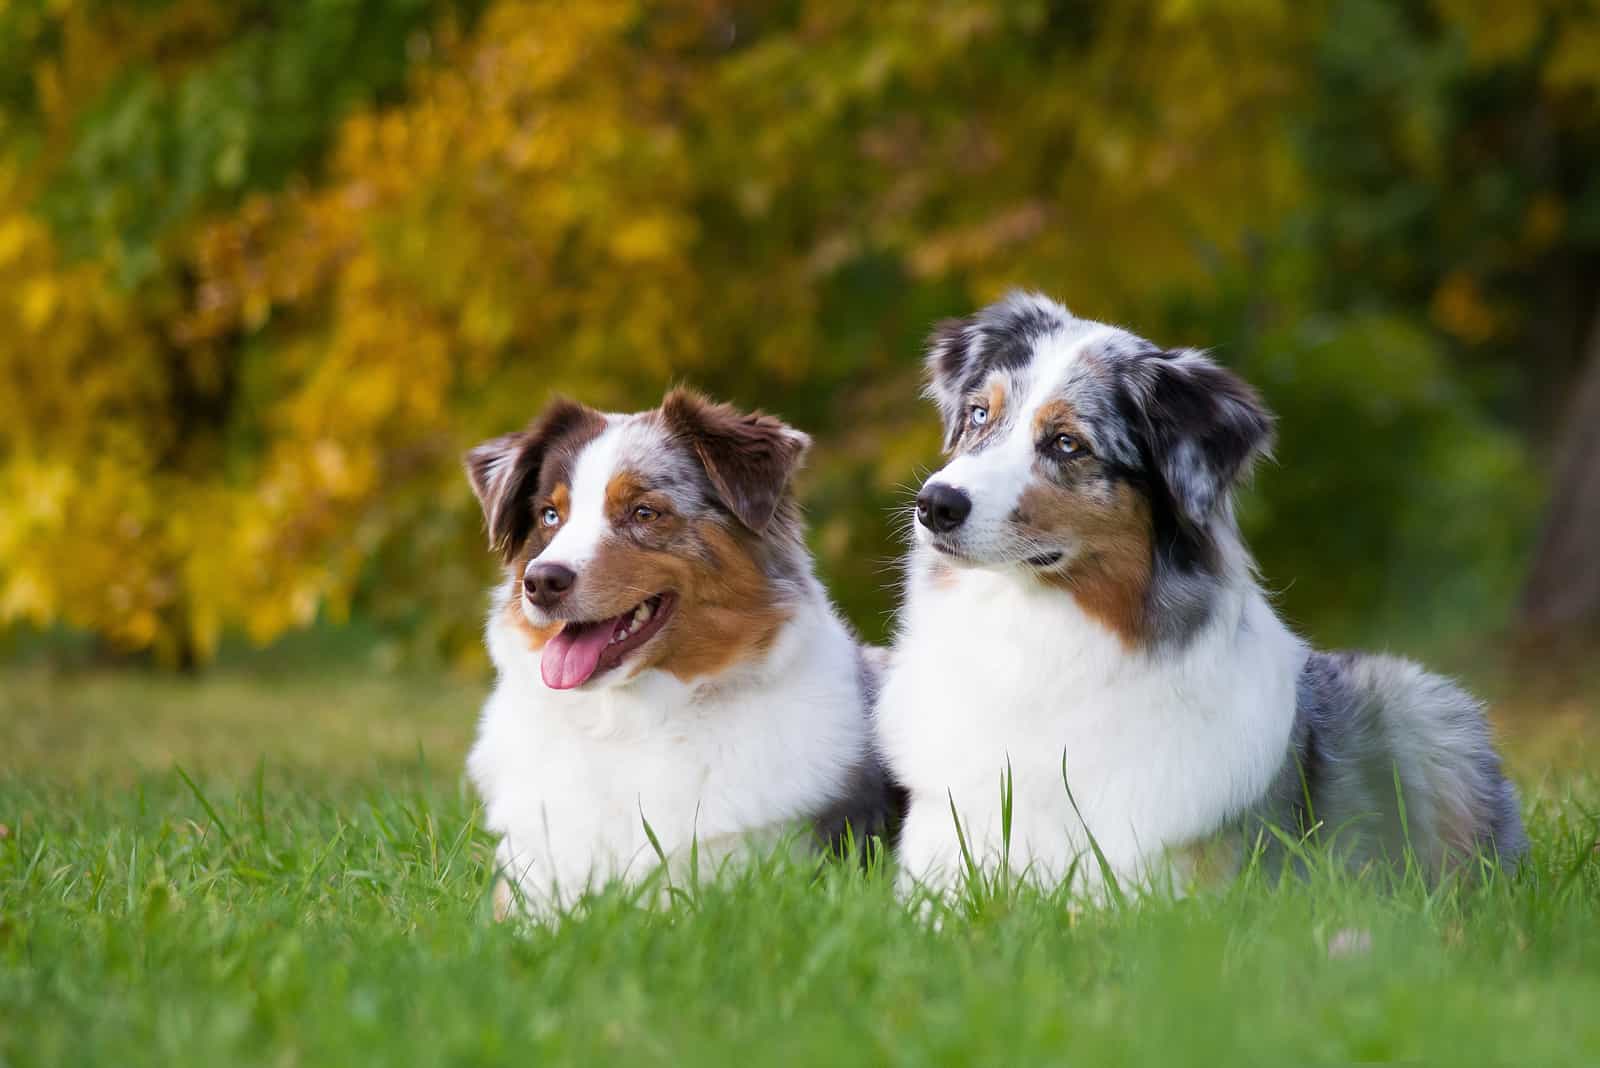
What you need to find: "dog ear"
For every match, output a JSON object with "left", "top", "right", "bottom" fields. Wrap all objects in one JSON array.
[
  {"left": 1138, "top": 350, "right": 1274, "bottom": 529},
  {"left": 924, "top": 316, "right": 979, "bottom": 450},
  {"left": 465, "top": 398, "right": 599, "bottom": 560},
  {"left": 661, "top": 388, "right": 811, "bottom": 534}
]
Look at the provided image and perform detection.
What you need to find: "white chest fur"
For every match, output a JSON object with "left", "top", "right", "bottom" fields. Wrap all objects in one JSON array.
[
  {"left": 876, "top": 559, "right": 1306, "bottom": 896},
  {"left": 469, "top": 592, "right": 868, "bottom": 915}
]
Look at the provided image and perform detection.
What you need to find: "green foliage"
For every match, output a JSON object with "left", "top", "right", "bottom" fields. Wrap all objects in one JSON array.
[
  {"left": 1296, "top": 0, "right": 1600, "bottom": 423},
  {"left": 1, "top": 0, "right": 1588, "bottom": 663},
  {"left": 1254, "top": 313, "right": 1538, "bottom": 646},
  {"left": 4, "top": 0, "right": 482, "bottom": 283},
  {"left": 1161, "top": 273, "right": 1542, "bottom": 647}
]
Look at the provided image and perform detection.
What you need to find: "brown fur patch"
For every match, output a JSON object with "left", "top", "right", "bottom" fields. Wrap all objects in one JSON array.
[
  {"left": 1031, "top": 398, "right": 1087, "bottom": 443},
  {"left": 660, "top": 388, "right": 809, "bottom": 534},
  {"left": 557, "top": 517, "right": 790, "bottom": 684},
  {"left": 1027, "top": 479, "right": 1152, "bottom": 647},
  {"left": 548, "top": 482, "right": 570, "bottom": 519},
  {"left": 655, "top": 521, "right": 791, "bottom": 682},
  {"left": 1011, "top": 395, "right": 1154, "bottom": 646},
  {"left": 604, "top": 471, "right": 648, "bottom": 517},
  {"left": 1017, "top": 397, "right": 1154, "bottom": 645},
  {"left": 980, "top": 376, "right": 1007, "bottom": 421}
]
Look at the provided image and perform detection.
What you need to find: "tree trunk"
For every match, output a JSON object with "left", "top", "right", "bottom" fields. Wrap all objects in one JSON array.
[{"left": 1520, "top": 308, "right": 1600, "bottom": 638}]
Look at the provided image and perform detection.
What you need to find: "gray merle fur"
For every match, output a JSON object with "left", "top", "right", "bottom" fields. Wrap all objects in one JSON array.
[
  {"left": 1251, "top": 654, "right": 1527, "bottom": 875},
  {"left": 926, "top": 292, "right": 1274, "bottom": 648},
  {"left": 811, "top": 644, "right": 908, "bottom": 860},
  {"left": 923, "top": 292, "right": 1527, "bottom": 878}
]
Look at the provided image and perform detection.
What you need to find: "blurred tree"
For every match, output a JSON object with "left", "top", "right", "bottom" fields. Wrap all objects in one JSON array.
[
  {"left": 1523, "top": 325, "right": 1600, "bottom": 637},
  {"left": 163, "top": 0, "right": 1318, "bottom": 658},
  {"left": 0, "top": 0, "right": 482, "bottom": 664},
  {"left": 0, "top": 0, "right": 1586, "bottom": 666},
  {"left": 1287, "top": 0, "right": 1600, "bottom": 640}
]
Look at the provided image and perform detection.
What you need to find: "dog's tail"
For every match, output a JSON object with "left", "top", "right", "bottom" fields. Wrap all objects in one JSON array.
[{"left": 1284, "top": 652, "right": 1527, "bottom": 878}]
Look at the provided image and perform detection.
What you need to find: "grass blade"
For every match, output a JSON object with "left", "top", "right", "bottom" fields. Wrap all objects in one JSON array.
[
  {"left": 1061, "top": 750, "right": 1125, "bottom": 909},
  {"left": 174, "top": 766, "right": 234, "bottom": 849}
]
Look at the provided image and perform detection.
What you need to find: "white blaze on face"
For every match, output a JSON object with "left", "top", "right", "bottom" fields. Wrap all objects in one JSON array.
[
  {"left": 536, "top": 417, "right": 628, "bottom": 571},
  {"left": 920, "top": 328, "right": 1116, "bottom": 557},
  {"left": 925, "top": 412, "right": 1035, "bottom": 555}
]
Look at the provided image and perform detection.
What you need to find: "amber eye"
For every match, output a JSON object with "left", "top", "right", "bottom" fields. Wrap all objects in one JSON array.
[
  {"left": 540, "top": 506, "right": 561, "bottom": 527},
  {"left": 633, "top": 504, "right": 659, "bottom": 523},
  {"left": 1055, "top": 434, "right": 1083, "bottom": 456},
  {"left": 968, "top": 405, "right": 989, "bottom": 427}
]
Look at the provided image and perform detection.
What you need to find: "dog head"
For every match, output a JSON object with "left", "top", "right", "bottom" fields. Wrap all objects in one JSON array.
[
  {"left": 466, "top": 389, "right": 811, "bottom": 690},
  {"left": 916, "top": 291, "right": 1273, "bottom": 645}
]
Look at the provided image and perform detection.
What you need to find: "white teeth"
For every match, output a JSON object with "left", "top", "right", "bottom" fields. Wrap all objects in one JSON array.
[{"left": 608, "top": 600, "right": 658, "bottom": 647}]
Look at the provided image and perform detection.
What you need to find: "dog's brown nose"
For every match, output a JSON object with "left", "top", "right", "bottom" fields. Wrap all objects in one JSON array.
[{"left": 524, "top": 562, "right": 576, "bottom": 608}]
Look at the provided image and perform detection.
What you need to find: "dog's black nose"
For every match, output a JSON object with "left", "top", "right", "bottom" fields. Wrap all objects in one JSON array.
[
  {"left": 524, "top": 562, "right": 576, "bottom": 607},
  {"left": 916, "top": 482, "right": 972, "bottom": 534}
]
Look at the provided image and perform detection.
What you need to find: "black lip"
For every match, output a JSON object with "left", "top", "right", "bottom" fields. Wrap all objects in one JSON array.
[{"left": 931, "top": 540, "right": 1063, "bottom": 569}]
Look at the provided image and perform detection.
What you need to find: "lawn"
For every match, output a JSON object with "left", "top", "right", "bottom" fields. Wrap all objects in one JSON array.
[{"left": 3, "top": 650, "right": 1599, "bottom": 1065}]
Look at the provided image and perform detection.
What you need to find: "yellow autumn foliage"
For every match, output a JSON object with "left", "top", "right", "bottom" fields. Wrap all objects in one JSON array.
[{"left": 0, "top": 0, "right": 1587, "bottom": 662}]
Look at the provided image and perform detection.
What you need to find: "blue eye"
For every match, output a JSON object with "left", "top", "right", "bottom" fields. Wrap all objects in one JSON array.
[
  {"left": 968, "top": 406, "right": 989, "bottom": 427},
  {"left": 541, "top": 506, "right": 561, "bottom": 527}
]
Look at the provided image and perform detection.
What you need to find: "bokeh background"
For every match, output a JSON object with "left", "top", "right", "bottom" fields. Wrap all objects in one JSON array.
[
  {"left": 7, "top": 12, "right": 1599, "bottom": 1062},
  {"left": 2, "top": 0, "right": 1598, "bottom": 674}
]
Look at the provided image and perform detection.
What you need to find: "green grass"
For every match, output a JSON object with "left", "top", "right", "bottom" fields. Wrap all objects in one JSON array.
[{"left": 3, "top": 659, "right": 1599, "bottom": 1065}]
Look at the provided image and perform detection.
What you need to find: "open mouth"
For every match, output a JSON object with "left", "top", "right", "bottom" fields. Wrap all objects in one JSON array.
[{"left": 538, "top": 592, "right": 677, "bottom": 690}]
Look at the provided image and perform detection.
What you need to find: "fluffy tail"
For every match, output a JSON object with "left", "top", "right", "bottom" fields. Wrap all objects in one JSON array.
[{"left": 1281, "top": 652, "right": 1526, "bottom": 877}]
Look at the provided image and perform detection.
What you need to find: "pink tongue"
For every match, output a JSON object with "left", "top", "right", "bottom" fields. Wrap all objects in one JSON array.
[{"left": 541, "top": 620, "right": 618, "bottom": 690}]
